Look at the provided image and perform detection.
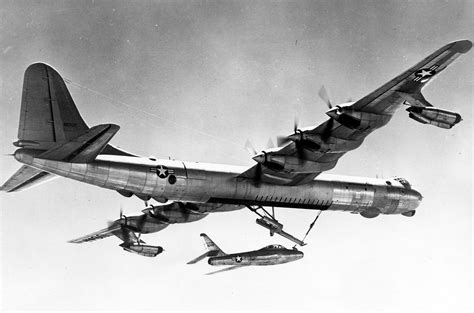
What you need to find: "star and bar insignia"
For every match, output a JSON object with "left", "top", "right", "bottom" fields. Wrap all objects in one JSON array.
[
  {"left": 413, "top": 65, "right": 439, "bottom": 83},
  {"left": 150, "top": 165, "right": 175, "bottom": 179}
]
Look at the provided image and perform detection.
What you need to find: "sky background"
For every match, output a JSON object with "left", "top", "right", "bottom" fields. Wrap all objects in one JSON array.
[{"left": 0, "top": 0, "right": 472, "bottom": 312}]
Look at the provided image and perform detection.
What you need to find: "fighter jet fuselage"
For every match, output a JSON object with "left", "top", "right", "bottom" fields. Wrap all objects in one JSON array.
[{"left": 208, "top": 246, "right": 304, "bottom": 266}]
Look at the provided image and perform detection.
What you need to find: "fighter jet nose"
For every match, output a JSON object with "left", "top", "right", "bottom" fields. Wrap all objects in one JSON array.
[{"left": 295, "top": 251, "right": 304, "bottom": 259}]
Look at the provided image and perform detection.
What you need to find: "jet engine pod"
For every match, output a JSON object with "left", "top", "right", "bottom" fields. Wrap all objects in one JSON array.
[
  {"left": 407, "top": 106, "right": 462, "bottom": 129},
  {"left": 121, "top": 244, "right": 164, "bottom": 257}
]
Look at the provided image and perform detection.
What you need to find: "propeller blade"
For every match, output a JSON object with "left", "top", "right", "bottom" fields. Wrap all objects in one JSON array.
[
  {"left": 293, "top": 115, "right": 299, "bottom": 133},
  {"left": 295, "top": 141, "right": 306, "bottom": 163},
  {"left": 244, "top": 139, "right": 257, "bottom": 155},
  {"left": 136, "top": 214, "right": 148, "bottom": 232},
  {"left": 318, "top": 85, "right": 332, "bottom": 109},
  {"left": 321, "top": 118, "right": 334, "bottom": 142},
  {"left": 266, "top": 138, "right": 275, "bottom": 149},
  {"left": 276, "top": 136, "right": 291, "bottom": 147},
  {"left": 254, "top": 163, "right": 262, "bottom": 187}
]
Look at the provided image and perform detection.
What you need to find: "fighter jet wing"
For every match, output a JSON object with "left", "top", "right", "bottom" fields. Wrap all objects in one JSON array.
[
  {"left": 239, "top": 40, "right": 472, "bottom": 186},
  {"left": 69, "top": 223, "right": 142, "bottom": 244},
  {"left": 205, "top": 265, "right": 245, "bottom": 275}
]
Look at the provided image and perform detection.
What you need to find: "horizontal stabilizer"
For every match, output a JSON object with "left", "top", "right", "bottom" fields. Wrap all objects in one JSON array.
[
  {"left": 0, "top": 165, "right": 56, "bottom": 192},
  {"left": 39, "top": 124, "right": 120, "bottom": 162},
  {"left": 187, "top": 251, "right": 213, "bottom": 264}
]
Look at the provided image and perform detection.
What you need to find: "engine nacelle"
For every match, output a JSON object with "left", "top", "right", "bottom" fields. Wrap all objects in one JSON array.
[
  {"left": 326, "top": 105, "right": 390, "bottom": 130},
  {"left": 288, "top": 130, "right": 363, "bottom": 153},
  {"left": 253, "top": 152, "right": 336, "bottom": 173},
  {"left": 150, "top": 202, "right": 209, "bottom": 224},
  {"left": 122, "top": 244, "right": 163, "bottom": 257},
  {"left": 407, "top": 106, "right": 462, "bottom": 129}
]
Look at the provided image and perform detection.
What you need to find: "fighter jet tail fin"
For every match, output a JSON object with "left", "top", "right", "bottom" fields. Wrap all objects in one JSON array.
[{"left": 200, "top": 233, "right": 226, "bottom": 256}]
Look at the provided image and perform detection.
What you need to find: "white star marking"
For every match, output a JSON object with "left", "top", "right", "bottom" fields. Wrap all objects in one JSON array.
[
  {"left": 235, "top": 256, "right": 243, "bottom": 263},
  {"left": 415, "top": 68, "right": 436, "bottom": 79},
  {"left": 157, "top": 165, "right": 168, "bottom": 178},
  {"left": 418, "top": 69, "right": 433, "bottom": 78}
]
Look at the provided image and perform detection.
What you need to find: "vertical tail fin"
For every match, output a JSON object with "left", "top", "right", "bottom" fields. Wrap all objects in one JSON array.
[
  {"left": 200, "top": 233, "right": 226, "bottom": 256},
  {"left": 186, "top": 233, "right": 226, "bottom": 264},
  {"left": 15, "top": 63, "right": 89, "bottom": 150}
]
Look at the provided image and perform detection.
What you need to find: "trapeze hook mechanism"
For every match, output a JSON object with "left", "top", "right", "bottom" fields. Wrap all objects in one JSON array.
[{"left": 246, "top": 205, "right": 307, "bottom": 246}]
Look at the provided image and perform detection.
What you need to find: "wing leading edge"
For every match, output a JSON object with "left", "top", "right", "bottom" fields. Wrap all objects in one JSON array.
[{"left": 69, "top": 222, "right": 142, "bottom": 245}]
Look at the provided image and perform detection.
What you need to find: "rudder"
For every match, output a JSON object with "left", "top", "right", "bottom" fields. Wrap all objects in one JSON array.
[{"left": 15, "top": 63, "right": 89, "bottom": 150}]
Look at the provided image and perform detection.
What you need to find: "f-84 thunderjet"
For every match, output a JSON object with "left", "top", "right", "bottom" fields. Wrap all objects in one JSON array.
[
  {"left": 1, "top": 40, "right": 471, "bottom": 256},
  {"left": 187, "top": 233, "right": 304, "bottom": 275}
]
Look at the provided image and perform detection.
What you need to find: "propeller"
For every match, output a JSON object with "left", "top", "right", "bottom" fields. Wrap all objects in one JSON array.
[
  {"left": 119, "top": 205, "right": 128, "bottom": 226},
  {"left": 318, "top": 85, "right": 333, "bottom": 109},
  {"left": 136, "top": 213, "right": 148, "bottom": 233},
  {"left": 277, "top": 115, "right": 300, "bottom": 147},
  {"left": 266, "top": 138, "right": 275, "bottom": 149},
  {"left": 244, "top": 139, "right": 264, "bottom": 186},
  {"left": 244, "top": 139, "right": 258, "bottom": 155},
  {"left": 318, "top": 85, "right": 336, "bottom": 142}
]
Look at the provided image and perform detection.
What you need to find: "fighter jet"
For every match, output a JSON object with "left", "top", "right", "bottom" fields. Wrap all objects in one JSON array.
[{"left": 187, "top": 233, "right": 304, "bottom": 274}]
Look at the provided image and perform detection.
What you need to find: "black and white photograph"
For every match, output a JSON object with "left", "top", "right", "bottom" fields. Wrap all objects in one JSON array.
[{"left": 0, "top": 1, "right": 472, "bottom": 312}]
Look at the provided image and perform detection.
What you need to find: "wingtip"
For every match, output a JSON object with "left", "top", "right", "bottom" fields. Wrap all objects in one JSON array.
[{"left": 451, "top": 40, "right": 472, "bottom": 53}]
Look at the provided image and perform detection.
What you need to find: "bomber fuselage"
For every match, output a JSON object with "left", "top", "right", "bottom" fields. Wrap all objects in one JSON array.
[{"left": 14, "top": 148, "right": 422, "bottom": 216}]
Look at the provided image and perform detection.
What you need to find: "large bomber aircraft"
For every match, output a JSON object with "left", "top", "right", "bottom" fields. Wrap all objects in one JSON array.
[{"left": 1, "top": 40, "right": 471, "bottom": 257}]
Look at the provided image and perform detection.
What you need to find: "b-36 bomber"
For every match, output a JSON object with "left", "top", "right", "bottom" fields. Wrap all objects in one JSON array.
[{"left": 1, "top": 40, "right": 471, "bottom": 256}]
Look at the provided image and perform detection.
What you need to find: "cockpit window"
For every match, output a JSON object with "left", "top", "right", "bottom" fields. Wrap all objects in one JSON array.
[
  {"left": 264, "top": 244, "right": 285, "bottom": 249},
  {"left": 394, "top": 177, "right": 412, "bottom": 189}
]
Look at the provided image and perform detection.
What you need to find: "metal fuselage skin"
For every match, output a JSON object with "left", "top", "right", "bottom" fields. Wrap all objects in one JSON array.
[
  {"left": 14, "top": 149, "right": 422, "bottom": 216},
  {"left": 208, "top": 248, "right": 304, "bottom": 266}
]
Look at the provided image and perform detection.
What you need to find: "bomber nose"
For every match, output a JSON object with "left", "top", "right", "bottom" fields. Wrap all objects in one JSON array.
[
  {"left": 413, "top": 189, "right": 423, "bottom": 202},
  {"left": 411, "top": 189, "right": 423, "bottom": 209}
]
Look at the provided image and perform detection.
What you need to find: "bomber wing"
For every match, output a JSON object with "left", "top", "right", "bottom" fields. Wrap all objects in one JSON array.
[{"left": 239, "top": 40, "right": 472, "bottom": 186}]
